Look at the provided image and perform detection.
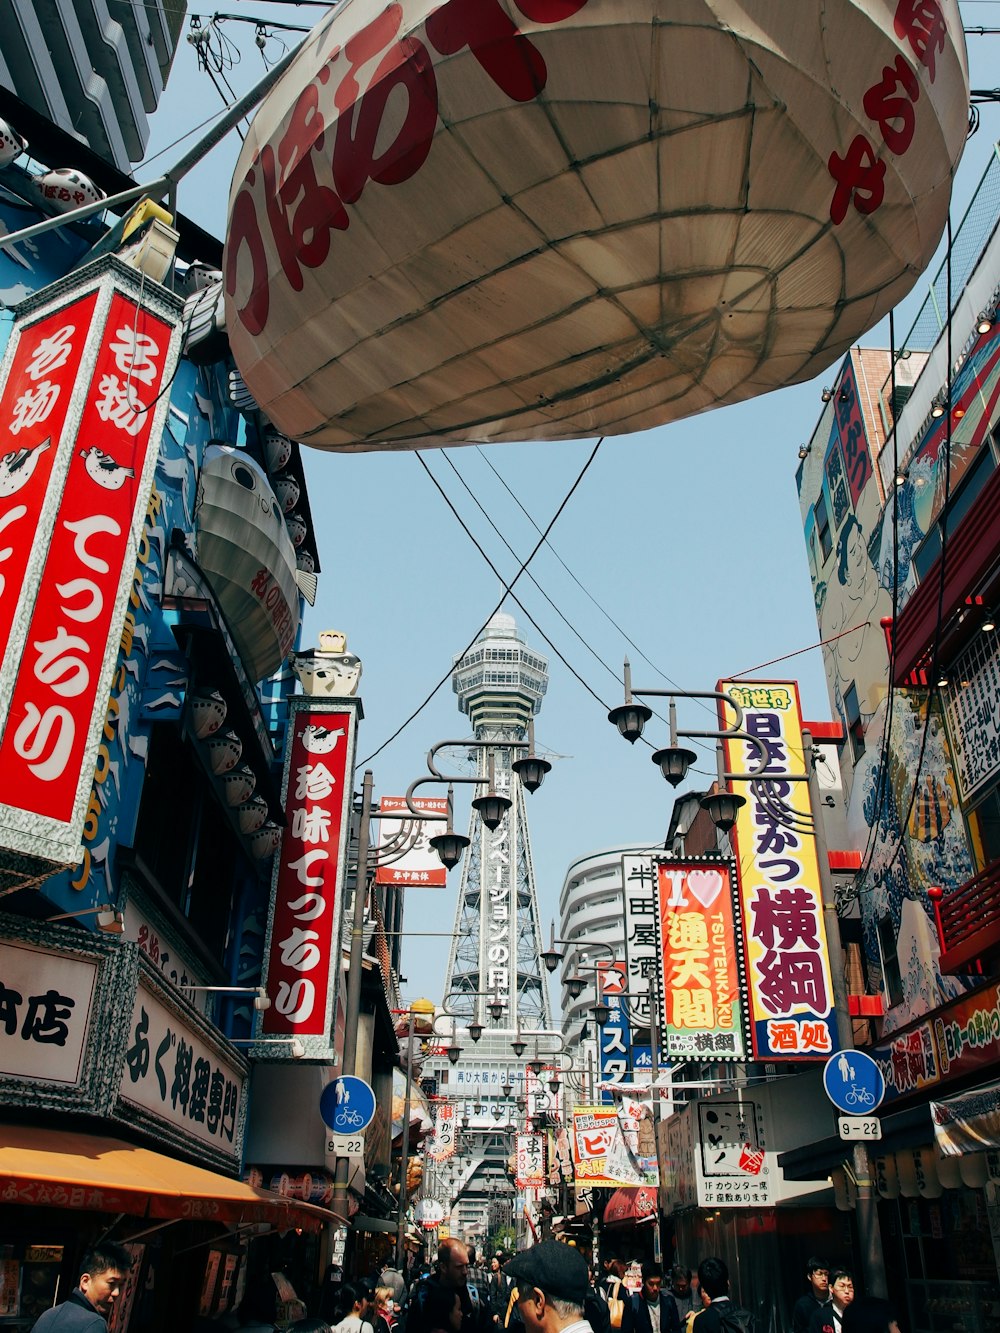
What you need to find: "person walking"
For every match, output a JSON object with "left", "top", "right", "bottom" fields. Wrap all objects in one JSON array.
[
  {"left": 624, "top": 1264, "right": 681, "bottom": 1333},
  {"left": 792, "top": 1260, "right": 831, "bottom": 1333},
  {"left": 689, "top": 1259, "right": 753, "bottom": 1333},
  {"left": 667, "top": 1270, "right": 699, "bottom": 1328},
  {"left": 506, "top": 1241, "right": 596, "bottom": 1333},
  {"left": 31, "top": 1245, "right": 130, "bottom": 1331},
  {"left": 408, "top": 1240, "right": 491, "bottom": 1333},
  {"left": 809, "top": 1271, "right": 855, "bottom": 1333}
]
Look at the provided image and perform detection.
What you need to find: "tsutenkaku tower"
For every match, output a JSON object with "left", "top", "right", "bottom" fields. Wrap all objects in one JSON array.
[{"left": 444, "top": 612, "right": 552, "bottom": 1027}]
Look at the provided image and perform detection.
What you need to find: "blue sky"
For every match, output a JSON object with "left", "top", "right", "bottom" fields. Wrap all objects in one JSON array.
[{"left": 137, "top": 4, "right": 1000, "bottom": 1008}]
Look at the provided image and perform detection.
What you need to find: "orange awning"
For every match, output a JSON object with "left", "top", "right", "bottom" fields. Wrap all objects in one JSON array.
[{"left": 0, "top": 1125, "right": 344, "bottom": 1232}]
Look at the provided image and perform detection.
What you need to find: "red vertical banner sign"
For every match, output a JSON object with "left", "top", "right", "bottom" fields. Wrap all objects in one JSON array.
[
  {"left": 0, "top": 260, "right": 182, "bottom": 872},
  {"left": 261, "top": 698, "right": 359, "bottom": 1059},
  {"left": 656, "top": 859, "right": 748, "bottom": 1061}
]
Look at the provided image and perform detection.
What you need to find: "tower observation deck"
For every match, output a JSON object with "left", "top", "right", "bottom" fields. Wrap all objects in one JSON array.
[{"left": 444, "top": 612, "right": 551, "bottom": 1027}]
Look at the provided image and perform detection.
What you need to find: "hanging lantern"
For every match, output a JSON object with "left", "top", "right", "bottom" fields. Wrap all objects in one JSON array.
[
  {"left": 0, "top": 117, "right": 27, "bottom": 168},
  {"left": 32, "top": 168, "right": 105, "bottom": 216},
  {"left": 225, "top": 0, "right": 969, "bottom": 453}
]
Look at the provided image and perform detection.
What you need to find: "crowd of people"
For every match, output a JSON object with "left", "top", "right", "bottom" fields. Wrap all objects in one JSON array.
[{"left": 27, "top": 1239, "right": 902, "bottom": 1333}]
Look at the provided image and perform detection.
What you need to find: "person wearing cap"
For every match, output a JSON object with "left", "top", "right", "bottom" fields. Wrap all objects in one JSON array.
[{"left": 506, "top": 1240, "right": 595, "bottom": 1333}]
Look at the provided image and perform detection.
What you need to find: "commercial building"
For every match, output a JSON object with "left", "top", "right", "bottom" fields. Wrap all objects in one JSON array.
[{"left": 790, "top": 145, "right": 1000, "bottom": 1333}]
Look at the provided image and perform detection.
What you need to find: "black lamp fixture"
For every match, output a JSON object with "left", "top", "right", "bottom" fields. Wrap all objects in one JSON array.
[
  {"left": 501, "top": 1080, "right": 513, "bottom": 1098},
  {"left": 511, "top": 1037, "right": 527, "bottom": 1057},
  {"left": 445, "top": 1041, "right": 462, "bottom": 1065},
  {"left": 471, "top": 788, "right": 511, "bottom": 832},
  {"left": 492, "top": 1105, "right": 504, "bottom": 1121},
  {"left": 460, "top": 1114, "right": 470, "bottom": 1130},
  {"left": 607, "top": 698, "right": 653, "bottom": 744},
  {"left": 652, "top": 744, "right": 697, "bottom": 787},
  {"left": 548, "top": 1076, "right": 561, "bottom": 1095},
  {"left": 983, "top": 609, "right": 996, "bottom": 634},
  {"left": 468, "top": 1021, "right": 483, "bottom": 1043},
  {"left": 590, "top": 1001, "right": 611, "bottom": 1026},
  {"left": 797, "top": 444, "right": 810, "bottom": 460},
  {"left": 820, "top": 387, "right": 833, "bottom": 403},
  {"left": 429, "top": 829, "right": 470, "bottom": 870},
  {"left": 510, "top": 722, "right": 552, "bottom": 793},
  {"left": 488, "top": 995, "right": 505, "bottom": 1021},
  {"left": 931, "top": 391, "right": 947, "bottom": 418},
  {"left": 527, "top": 1056, "right": 545, "bottom": 1077},
  {"left": 539, "top": 921, "right": 565, "bottom": 974},
  {"left": 978, "top": 310, "right": 994, "bottom": 335},
  {"left": 473, "top": 1100, "right": 483, "bottom": 1115},
  {"left": 700, "top": 789, "right": 745, "bottom": 834},
  {"left": 895, "top": 468, "right": 909, "bottom": 488},
  {"left": 566, "top": 975, "right": 586, "bottom": 1000}
]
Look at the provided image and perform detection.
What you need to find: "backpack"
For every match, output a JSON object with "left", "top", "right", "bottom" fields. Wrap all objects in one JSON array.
[{"left": 717, "top": 1307, "right": 755, "bottom": 1333}]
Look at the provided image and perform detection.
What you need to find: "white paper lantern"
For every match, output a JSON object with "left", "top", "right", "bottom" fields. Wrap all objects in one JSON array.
[{"left": 225, "top": 0, "right": 969, "bottom": 452}]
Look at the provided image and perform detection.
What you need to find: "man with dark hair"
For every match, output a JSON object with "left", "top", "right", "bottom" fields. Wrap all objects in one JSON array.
[
  {"left": 624, "top": 1264, "right": 680, "bottom": 1333},
  {"left": 809, "top": 1270, "right": 854, "bottom": 1333},
  {"left": 792, "top": 1260, "right": 830, "bottom": 1333},
  {"left": 692, "top": 1259, "right": 753, "bottom": 1333},
  {"left": 669, "top": 1269, "right": 699, "bottom": 1326},
  {"left": 31, "top": 1244, "right": 131, "bottom": 1330}
]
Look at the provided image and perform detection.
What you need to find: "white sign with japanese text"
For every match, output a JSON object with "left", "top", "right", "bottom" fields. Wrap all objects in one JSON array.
[
  {"left": 0, "top": 939, "right": 97, "bottom": 1084},
  {"left": 119, "top": 983, "right": 245, "bottom": 1162}
]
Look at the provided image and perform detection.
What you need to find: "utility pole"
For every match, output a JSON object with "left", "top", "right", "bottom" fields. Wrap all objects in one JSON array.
[{"left": 803, "top": 728, "right": 887, "bottom": 1299}]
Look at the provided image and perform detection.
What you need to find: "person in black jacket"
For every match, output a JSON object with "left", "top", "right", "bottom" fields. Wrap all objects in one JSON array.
[
  {"left": 792, "top": 1260, "right": 830, "bottom": 1333},
  {"left": 31, "top": 1244, "right": 131, "bottom": 1332},
  {"left": 624, "top": 1265, "right": 680, "bottom": 1333}
]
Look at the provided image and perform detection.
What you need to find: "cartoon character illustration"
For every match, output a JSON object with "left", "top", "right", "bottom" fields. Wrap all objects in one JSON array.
[
  {"left": 301, "top": 723, "right": 345, "bottom": 755},
  {"left": 0, "top": 438, "right": 50, "bottom": 497},
  {"left": 80, "top": 445, "right": 135, "bottom": 490}
]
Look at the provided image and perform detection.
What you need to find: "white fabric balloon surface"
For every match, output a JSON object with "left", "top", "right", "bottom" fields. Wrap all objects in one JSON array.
[{"left": 225, "top": 0, "right": 969, "bottom": 450}]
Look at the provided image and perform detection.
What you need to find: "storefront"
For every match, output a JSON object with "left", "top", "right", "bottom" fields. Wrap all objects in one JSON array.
[{"left": 0, "top": 916, "right": 338, "bottom": 1329}]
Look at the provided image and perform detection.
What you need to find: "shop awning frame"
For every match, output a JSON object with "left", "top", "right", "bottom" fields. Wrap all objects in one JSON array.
[{"left": 0, "top": 1125, "right": 345, "bottom": 1232}]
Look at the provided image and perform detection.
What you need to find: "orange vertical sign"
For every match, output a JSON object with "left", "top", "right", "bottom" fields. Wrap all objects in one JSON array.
[{"left": 657, "top": 860, "right": 748, "bottom": 1061}]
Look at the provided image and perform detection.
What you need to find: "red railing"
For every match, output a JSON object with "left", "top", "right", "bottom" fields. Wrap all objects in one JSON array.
[{"left": 928, "top": 867, "right": 1000, "bottom": 972}]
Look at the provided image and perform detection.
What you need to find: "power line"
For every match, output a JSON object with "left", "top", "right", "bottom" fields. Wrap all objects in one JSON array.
[{"left": 356, "top": 440, "right": 604, "bottom": 768}]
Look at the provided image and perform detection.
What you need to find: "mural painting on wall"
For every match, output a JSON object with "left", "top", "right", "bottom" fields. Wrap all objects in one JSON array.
[{"left": 802, "top": 353, "right": 975, "bottom": 1034}]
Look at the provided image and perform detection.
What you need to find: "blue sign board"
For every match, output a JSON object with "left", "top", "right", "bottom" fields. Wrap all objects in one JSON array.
[
  {"left": 822, "top": 1051, "right": 885, "bottom": 1115},
  {"left": 320, "top": 1076, "right": 377, "bottom": 1133}
]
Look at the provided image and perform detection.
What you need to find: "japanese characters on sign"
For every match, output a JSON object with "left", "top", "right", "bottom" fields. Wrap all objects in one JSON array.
[
  {"left": 428, "top": 1103, "right": 456, "bottom": 1162},
  {"left": 0, "top": 940, "right": 97, "bottom": 1085},
  {"left": 828, "top": 0, "right": 949, "bottom": 224},
  {"left": 0, "top": 268, "right": 181, "bottom": 870},
  {"left": 0, "top": 295, "right": 99, "bottom": 674},
  {"left": 571, "top": 1105, "right": 651, "bottom": 1188},
  {"left": 718, "top": 681, "right": 839, "bottom": 1060},
  {"left": 374, "top": 795, "right": 448, "bottom": 886},
  {"left": 943, "top": 629, "right": 1000, "bottom": 801},
  {"left": 695, "top": 1100, "right": 773, "bottom": 1207},
  {"left": 598, "top": 961, "right": 631, "bottom": 1104},
  {"left": 119, "top": 983, "right": 245, "bottom": 1162},
  {"left": 622, "top": 854, "right": 658, "bottom": 1027},
  {"left": 226, "top": 0, "right": 591, "bottom": 342},
  {"left": 262, "top": 701, "right": 357, "bottom": 1054},
  {"left": 515, "top": 1132, "right": 546, "bottom": 1189},
  {"left": 483, "top": 766, "right": 513, "bottom": 1016},
  {"left": 656, "top": 859, "right": 748, "bottom": 1061}
]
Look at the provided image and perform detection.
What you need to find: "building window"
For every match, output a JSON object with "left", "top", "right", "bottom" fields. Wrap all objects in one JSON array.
[
  {"left": 876, "top": 913, "right": 904, "bottom": 1009},
  {"left": 815, "top": 492, "right": 832, "bottom": 562},
  {"left": 968, "top": 785, "right": 1000, "bottom": 873},
  {"left": 844, "top": 683, "right": 865, "bottom": 762}
]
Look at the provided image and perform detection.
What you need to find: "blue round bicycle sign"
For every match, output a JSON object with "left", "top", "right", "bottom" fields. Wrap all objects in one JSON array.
[
  {"left": 823, "top": 1050, "right": 885, "bottom": 1115},
  {"left": 320, "top": 1076, "right": 376, "bottom": 1133}
]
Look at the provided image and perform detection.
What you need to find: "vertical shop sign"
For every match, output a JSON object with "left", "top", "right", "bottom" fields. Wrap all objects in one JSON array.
[
  {"left": 516, "top": 1132, "right": 546, "bottom": 1188},
  {"left": 428, "top": 1103, "right": 456, "bottom": 1161},
  {"left": 261, "top": 698, "right": 358, "bottom": 1058},
  {"left": 657, "top": 858, "right": 747, "bottom": 1060},
  {"left": 597, "top": 960, "right": 631, "bottom": 1103},
  {"left": 0, "top": 263, "right": 181, "bottom": 871},
  {"left": 622, "top": 854, "right": 658, "bottom": 1025},
  {"left": 718, "top": 680, "right": 839, "bottom": 1059}
]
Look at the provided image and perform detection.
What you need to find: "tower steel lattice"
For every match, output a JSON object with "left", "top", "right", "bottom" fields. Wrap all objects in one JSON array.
[{"left": 443, "top": 612, "right": 551, "bottom": 1027}]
